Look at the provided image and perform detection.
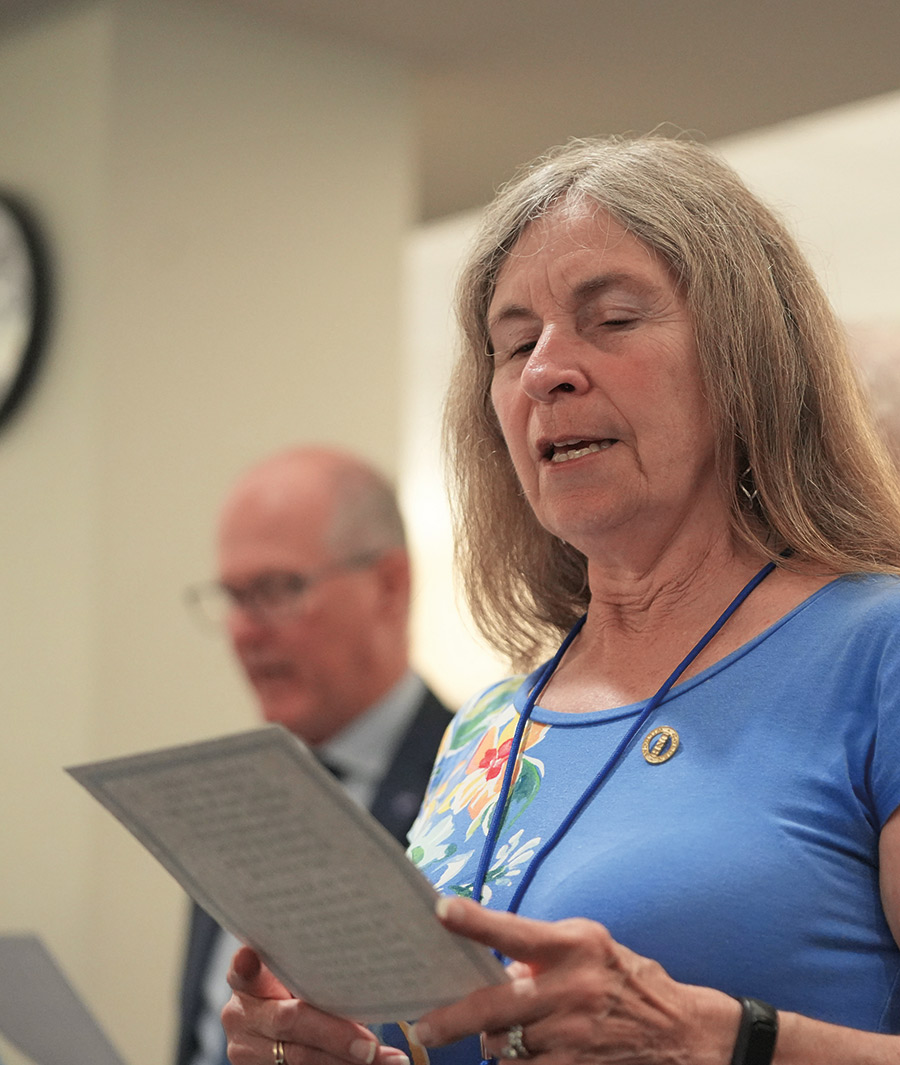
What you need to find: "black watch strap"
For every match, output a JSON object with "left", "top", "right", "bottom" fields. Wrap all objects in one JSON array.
[{"left": 729, "top": 996, "right": 778, "bottom": 1065}]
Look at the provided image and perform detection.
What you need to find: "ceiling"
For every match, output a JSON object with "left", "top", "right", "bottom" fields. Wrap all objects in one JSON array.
[
  {"left": 224, "top": 0, "right": 900, "bottom": 219},
  {"left": 7, "top": 0, "right": 900, "bottom": 219}
]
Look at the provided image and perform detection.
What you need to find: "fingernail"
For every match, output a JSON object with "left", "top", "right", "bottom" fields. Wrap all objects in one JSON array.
[
  {"left": 382, "top": 1052, "right": 410, "bottom": 1065},
  {"left": 435, "top": 897, "right": 456, "bottom": 920},
  {"left": 350, "top": 1039, "right": 377, "bottom": 1064},
  {"left": 511, "top": 975, "right": 536, "bottom": 997},
  {"left": 408, "top": 1021, "right": 431, "bottom": 1045}
]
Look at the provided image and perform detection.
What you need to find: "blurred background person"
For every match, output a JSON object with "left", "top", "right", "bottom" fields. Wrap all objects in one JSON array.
[{"left": 177, "top": 446, "right": 451, "bottom": 1065}]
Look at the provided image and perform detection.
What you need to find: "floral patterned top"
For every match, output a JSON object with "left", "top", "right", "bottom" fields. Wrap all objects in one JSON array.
[{"left": 407, "top": 675, "right": 548, "bottom": 906}]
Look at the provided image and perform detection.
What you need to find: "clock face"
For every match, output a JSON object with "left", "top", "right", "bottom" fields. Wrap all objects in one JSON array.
[{"left": 0, "top": 194, "right": 48, "bottom": 432}]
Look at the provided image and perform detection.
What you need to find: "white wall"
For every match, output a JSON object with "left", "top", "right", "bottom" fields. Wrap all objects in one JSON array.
[
  {"left": 401, "top": 213, "right": 508, "bottom": 707},
  {"left": 716, "top": 89, "right": 900, "bottom": 322},
  {"left": 717, "top": 91, "right": 900, "bottom": 449},
  {"left": 0, "top": 2, "right": 412, "bottom": 1062}
]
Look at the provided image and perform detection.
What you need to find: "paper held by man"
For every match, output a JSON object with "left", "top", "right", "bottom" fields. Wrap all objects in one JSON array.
[{"left": 66, "top": 725, "right": 506, "bottom": 1023}]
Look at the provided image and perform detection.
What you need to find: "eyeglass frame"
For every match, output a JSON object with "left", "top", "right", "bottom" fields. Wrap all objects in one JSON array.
[{"left": 184, "top": 550, "right": 384, "bottom": 629}]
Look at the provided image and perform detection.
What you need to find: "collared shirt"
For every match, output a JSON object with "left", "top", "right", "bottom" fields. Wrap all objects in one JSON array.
[
  {"left": 189, "top": 671, "right": 428, "bottom": 1065},
  {"left": 315, "top": 670, "right": 426, "bottom": 809}
]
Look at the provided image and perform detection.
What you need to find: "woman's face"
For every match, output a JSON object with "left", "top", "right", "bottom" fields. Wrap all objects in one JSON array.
[{"left": 487, "top": 201, "right": 722, "bottom": 558}]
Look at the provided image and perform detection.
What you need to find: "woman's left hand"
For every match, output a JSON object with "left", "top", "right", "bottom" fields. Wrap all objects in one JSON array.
[
  {"left": 410, "top": 897, "right": 739, "bottom": 1064},
  {"left": 222, "top": 947, "right": 409, "bottom": 1065}
]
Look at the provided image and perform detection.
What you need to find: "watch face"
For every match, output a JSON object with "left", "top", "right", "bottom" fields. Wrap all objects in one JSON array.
[{"left": 0, "top": 193, "right": 48, "bottom": 431}]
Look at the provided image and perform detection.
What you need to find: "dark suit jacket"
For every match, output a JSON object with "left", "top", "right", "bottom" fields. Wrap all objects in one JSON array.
[{"left": 174, "top": 686, "right": 451, "bottom": 1065}]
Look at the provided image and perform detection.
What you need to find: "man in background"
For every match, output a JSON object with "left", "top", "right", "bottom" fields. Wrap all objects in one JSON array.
[{"left": 175, "top": 446, "right": 452, "bottom": 1065}]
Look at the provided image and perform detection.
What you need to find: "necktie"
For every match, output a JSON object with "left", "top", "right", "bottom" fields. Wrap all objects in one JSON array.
[{"left": 318, "top": 756, "right": 346, "bottom": 781}]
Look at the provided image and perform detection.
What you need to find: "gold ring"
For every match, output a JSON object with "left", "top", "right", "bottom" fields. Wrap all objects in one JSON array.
[
  {"left": 500, "top": 1024, "right": 530, "bottom": 1059},
  {"left": 273, "top": 1040, "right": 286, "bottom": 1065}
]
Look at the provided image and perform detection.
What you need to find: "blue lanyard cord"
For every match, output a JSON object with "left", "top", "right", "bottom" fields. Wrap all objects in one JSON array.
[
  {"left": 470, "top": 559, "right": 777, "bottom": 915},
  {"left": 470, "top": 613, "right": 586, "bottom": 905}
]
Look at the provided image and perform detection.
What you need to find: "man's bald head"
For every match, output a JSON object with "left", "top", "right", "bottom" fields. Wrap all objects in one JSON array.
[{"left": 216, "top": 447, "right": 412, "bottom": 745}]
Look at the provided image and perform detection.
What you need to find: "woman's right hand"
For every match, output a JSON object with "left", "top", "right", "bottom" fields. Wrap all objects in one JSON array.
[{"left": 222, "top": 947, "right": 411, "bottom": 1065}]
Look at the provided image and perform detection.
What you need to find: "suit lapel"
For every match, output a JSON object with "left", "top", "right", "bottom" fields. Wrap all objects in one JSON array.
[{"left": 368, "top": 687, "right": 451, "bottom": 845}]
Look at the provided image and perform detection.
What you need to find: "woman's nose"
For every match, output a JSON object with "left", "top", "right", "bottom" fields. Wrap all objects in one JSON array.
[{"left": 521, "top": 327, "right": 590, "bottom": 400}]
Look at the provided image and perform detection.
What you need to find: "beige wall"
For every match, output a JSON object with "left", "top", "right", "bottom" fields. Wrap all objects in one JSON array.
[{"left": 0, "top": 2, "right": 411, "bottom": 1062}]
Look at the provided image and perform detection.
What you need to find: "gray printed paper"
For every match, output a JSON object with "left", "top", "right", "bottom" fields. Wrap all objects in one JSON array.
[
  {"left": 0, "top": 935, "right": 128, "bottom": 1065},
  {"left": 67, "top": 725, "right": 505, "bottom": 1022}
]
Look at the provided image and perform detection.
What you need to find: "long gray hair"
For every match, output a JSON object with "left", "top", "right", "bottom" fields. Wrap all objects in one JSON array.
[{"left": 444, "top": 135, "right": 900, "bottom": 669}]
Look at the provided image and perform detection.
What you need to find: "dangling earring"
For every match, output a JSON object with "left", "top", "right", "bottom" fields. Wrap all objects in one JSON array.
[{"left": 739, "top": 465, "right": 759, "bottom": 505}]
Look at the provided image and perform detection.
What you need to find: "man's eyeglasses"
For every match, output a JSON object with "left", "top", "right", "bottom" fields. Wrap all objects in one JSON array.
[{"left": 185, "top": 552, "right": 381, "bottom": 629}]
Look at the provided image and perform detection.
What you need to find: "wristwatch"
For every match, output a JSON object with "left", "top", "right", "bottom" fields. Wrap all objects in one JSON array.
[{"left": 730, "top": 997, "right": 778, "bottom": 1065}]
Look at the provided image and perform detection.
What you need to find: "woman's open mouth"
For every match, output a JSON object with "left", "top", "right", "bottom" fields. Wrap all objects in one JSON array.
[{"left": 546, "top": 438, "right": 618, "bottom": 463}]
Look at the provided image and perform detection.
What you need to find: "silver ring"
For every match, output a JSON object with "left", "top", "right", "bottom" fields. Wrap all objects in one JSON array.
[
  {"left": 500, "top": 1024, "right": 531, "bottom": 1059},
  {"left": 273, "top": 1040, "right": 286, "bottom": 1065}
]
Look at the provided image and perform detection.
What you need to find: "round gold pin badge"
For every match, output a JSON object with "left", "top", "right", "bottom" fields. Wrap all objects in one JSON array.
[{"left": 642, "top": 725, "right": 680, "bottom": 764}]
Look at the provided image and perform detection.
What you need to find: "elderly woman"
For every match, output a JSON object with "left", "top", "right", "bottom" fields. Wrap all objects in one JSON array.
[{"left": 223, "top": 136, "right": 900, "bottom": 1065}]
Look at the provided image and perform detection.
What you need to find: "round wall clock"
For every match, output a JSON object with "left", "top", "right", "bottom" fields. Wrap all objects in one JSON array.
[{"left": 0, "top": 192, "right": 50, "bottom": 432}]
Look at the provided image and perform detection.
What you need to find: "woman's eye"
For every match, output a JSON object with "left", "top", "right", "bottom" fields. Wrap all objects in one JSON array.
[
  {"left": 492, "top": 339, "right": 536, "bottom": 364},
  {"left": 602, "top": 316, "right": 637, "bottom": 328}
]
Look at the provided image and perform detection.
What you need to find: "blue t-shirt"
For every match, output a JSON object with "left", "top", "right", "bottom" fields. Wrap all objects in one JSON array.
[{"left": 390, "top": 575, "right": 900, "bottom": 1063}]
